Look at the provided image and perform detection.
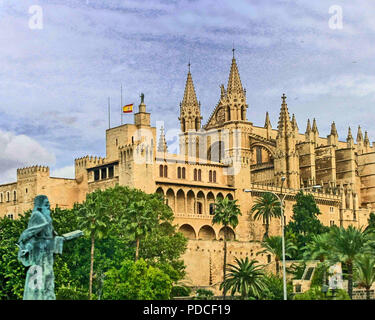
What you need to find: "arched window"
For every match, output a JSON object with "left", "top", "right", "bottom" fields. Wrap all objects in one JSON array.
[
  {"left": 198, "top": 169, "right": 201, "bottom": 181},
  {"left": 182, "top": 167, "right": 186, "bottom": 179},
  {"left": 6, "top": 192, "right": 10, "bottom": 202},
  {"left": 209, "top": 170, "right": 212, "bottom": 182},
  {"left": 164, "top": 165, "right": 168, "bottom": 178},
  {"left": 0, "top": 193, "right": 3, "bottom": 202},
  {"left": 213, "top": 171, "right": 217, "bottom": 183},
  {"left": 227, "top": 106, "right": 231, "bottom": 121},
  {"left": 197, "top": 202, "right": 203, "bottom": 214},
  {"left": 177, "top": 167, "right": 181, "bottom": 179},
  {"left": 159, "top": 165, "right": 164, "bottom": 177},
  {"left": 194, "top": 169, "right": 197, "bottom": 181},
  {"left": 13, "top": 191, "right": 17, "bottom": 202}
]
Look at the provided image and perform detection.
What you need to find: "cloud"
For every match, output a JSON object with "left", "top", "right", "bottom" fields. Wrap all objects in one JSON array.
[
  {"left": 0, "top": 130, "right": 56, "bottom": 184},
  {"left": 51, "top": 165, "right": 75, "bottom": 179}
]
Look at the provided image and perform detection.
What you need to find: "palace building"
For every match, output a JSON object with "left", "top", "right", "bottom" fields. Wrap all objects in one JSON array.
[{"left": 1, "top": 54, "right": 374, "bottom": 289}]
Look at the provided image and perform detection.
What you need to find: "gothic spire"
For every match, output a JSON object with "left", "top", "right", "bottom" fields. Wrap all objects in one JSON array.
[
  {"left": 364, "top": 131, "right": 370, "bottom": 147},
  {"left": 277, "top": 93, "right": 292, "bottom": 133},
  {"left": 264, "top": 112, "right": 272, "bottom": 129},
  {"left": 305, "top": 119, "right": 311, "bottom": 134},
  {"left": 291, "top": 114, "right": 298, "bottom": 131},
  {"left": 331, "top": 121, "right": 338, "bottom": 136},
  {"left": 312, "top": 118, "right": 319, "bottom": 134},
  {"left": 157, "top": 126, "right": 168, "bottom": 153},
  {"left": 179, "top": 63, "right": 201, "bottom": 132},
  {"left": 347, "top": 127, "right": 354, "bottom": 146},
  {"left": 181, "top": 65, "right": 198, "bottom": 107},
  {"left": 357, "top": 125, "right": 363, "bottom": 142},
  {"left": 226, "top": 54, "right": 244, "bottom": 95}
]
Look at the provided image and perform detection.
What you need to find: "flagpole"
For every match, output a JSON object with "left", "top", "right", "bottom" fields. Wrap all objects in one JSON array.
[
  {"left": 121, "top": 84, "right": 123, "bottom": 125},
  {"left": 108, "top": 97, "right": 111, "bottom": 129}
]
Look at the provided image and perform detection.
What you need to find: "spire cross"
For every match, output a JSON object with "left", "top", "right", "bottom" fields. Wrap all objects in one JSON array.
[
  {"left": 281, "top": 93, "right": 287, "bottom": 103},
  {"left": 188, "top": 61, "right": 191, "bottom": 73},
  {"left": 232, "top": 46, "right": 235, "bottom": 58}
]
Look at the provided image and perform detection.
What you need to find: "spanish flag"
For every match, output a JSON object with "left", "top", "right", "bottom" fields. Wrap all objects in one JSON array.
[{"left": 123, "top": 103, "right": 133, "bottom": 113}]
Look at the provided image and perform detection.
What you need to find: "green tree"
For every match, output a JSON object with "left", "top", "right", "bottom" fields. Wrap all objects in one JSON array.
[
  {"left": 365, "top": 212, "right": 375, "bottom": 232},
  {"left": 220, "top": 258, "right": 267, "bottom": 300},
  {"left": 250, "top": 193, "right": 281, "bottom": 239},
  {"left": 354, "top": 254, "right": 375, "bottom": 300},
  {"left": 328, "top": 226, "right": 372, "bottom": 299},
  {"left": 303, "top": 233, "right": 332, "bottom": 286},
  {"left": 0, "top": 212, "right": 30, "bottom": 299},
  {"left": 77, "top": 189, "right": 111, "bottom": 300},
  {"left": 140, "top": 222, "right": 187, "bottom": 282},
  {"left": 285, "top": 191, "right": 329, "bottom": 257},
  {"left": 259, "top": 273, "right": 293, "bottom": 300},
  {"left": 102, "top": 259, "right": 173, "bottom": 300},
  {"left": 257, "top": 235, "right": 297, "bottom": 276},
  {"left": 212, "top": 197, "right": 242, "bottom": 299}
]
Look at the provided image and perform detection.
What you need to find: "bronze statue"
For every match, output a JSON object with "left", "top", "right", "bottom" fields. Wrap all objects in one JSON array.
[{"left": 17, "top": 195, "right": 82, "bottom": 300}]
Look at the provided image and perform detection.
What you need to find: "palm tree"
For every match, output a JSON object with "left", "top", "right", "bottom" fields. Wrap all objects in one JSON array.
[
  {"left": 328, "top": 226, "right": 372, "bottom": 299},
  {"left": 303, "top": 233, "right": 331, "bottom": 286},
  {"left": 250, "top": 193, "right": 281, "bottom": 239},
  {"left": 77, "top": 190, "right": 110, "bottom": 300},
  {"left": 257, "top": 235, "right": 297, "bottom": 276},
  {"left": 212, "top": 197, "right": 242, "bottom": 299},
  {"left": 354, "top": 255, "right": 375, "bottom": 300},
  {"left": 220, "top": 257, "right": 267, "bottom": 299},
  {"left": 125, "top": 199, "right": 159, "bottom": 261}
]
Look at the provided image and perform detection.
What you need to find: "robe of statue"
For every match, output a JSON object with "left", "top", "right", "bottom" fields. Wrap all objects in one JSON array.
[{"left": 17, "top": 195, "right": 63, "bottom": 300}]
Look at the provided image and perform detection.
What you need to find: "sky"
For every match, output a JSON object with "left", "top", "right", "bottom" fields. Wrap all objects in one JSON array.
[{"left": 0, "top": 0, "right": 375, "bottom": 183}]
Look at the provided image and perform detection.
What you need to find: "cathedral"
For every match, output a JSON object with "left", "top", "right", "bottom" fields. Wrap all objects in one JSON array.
[{"left": 1, "top": 53, "right": 374, "bottom": 289}]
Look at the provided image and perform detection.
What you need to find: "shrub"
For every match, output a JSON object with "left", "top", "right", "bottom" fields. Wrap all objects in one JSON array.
[
  {"left": 171, "top": 285, "right": 192, "bottom": 297},
  {"left": 194, "top": 288, "right": 214, "bottom": 300}
]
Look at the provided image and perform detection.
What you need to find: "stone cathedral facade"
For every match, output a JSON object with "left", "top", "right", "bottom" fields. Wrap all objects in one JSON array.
[{"left": 1, "top": 54, "right": 375, "bottom": 289}]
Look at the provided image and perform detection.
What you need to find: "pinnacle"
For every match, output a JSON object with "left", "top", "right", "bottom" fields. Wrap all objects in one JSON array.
[
  {"left": 312, "top": 118, "right": 319, "bottom": 134},
  {"left": 306, "top": 119, "right": 311, "bottom": 134},
  {"left": 264, "top": 112, "right": 272, "bottom": 129},
  {"left": 277, "top": 94, "right": 292, "bottom": 133},
  {"left": 331, "top": 121, "right": 338, "bottom": 136},
  {"left": 364, "top": 131, "right": 370, "bottom": 146},
  {"left": 181, "top": 69, "right": 199, "bottom": 107},
  {"left": 357, "top": 125, "right": 363, "bottom": 142},
  {"left": 347, "top": 127, "right": 353, "bottom": 141},
  {"left": 226, "top": 56, "right": 244, "bottom": 95},
  {"left": 291, "top": 114, "right": 298, "bottom": 131},
  {"left": 157, "top": 126, "right": 168, "bottom": 153}
]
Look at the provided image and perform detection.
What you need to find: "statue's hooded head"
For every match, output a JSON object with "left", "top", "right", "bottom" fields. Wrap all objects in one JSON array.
[{"left": 33, "top": 195, "right": 50, "bottom": 213}]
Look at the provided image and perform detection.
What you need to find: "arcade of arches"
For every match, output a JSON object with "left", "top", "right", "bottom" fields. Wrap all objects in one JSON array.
[{"left": 155, "top": 187, "right": 236, "bottom": 240}]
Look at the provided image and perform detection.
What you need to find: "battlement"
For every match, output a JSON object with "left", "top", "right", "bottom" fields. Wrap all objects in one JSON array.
[
  {"left": 17, "top": 165, "right": 50, "bottom": 177},
  {"left": 75, "top": 155, "right": 105, "bottom": 168}
]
